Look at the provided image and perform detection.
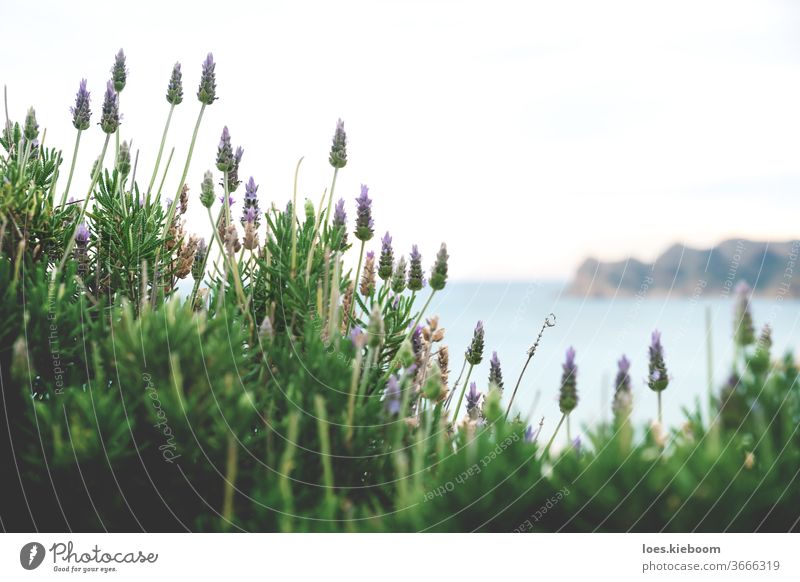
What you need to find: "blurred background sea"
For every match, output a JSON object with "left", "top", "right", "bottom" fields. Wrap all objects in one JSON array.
[{"left": 427, "top": 281, "right": 800, "bottom": 440}]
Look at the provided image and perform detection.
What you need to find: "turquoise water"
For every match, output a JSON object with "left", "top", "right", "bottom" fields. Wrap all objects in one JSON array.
[{"left": 427, "top": 281, "right": 800, "bottom": 436}]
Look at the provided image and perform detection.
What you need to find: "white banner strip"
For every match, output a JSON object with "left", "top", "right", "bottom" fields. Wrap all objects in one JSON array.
[{"left": 1, "top": 533, "right": 797, "bottom": 580}]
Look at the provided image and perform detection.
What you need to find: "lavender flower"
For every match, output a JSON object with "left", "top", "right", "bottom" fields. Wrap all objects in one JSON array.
[
  {"left": 354, "top": 184, "right": 374, "bottom": 241},
  {"left": 488, "top": 351, "right": 503, "bottom": 392},
  {"left": 734, "top": 281, "right": 755, "bottom": 347},
  {"left": 228, "top": 146, "right": 243, "bottom": 191},
  {"left": 349, "top": 326, "right": 366, "bottom": 348},
  {"left": 71, "top": 79, "right": 91, "bottom": 130},
  {"left": 329, "top": 118, "right": 347, "bottom": 169},
  {"left": 23, "top": 108, "right": 38, "bottom": 141},
  {"left": 99, "top": 81, "right": 120, "bottom": 134},
  {"left": 718, "top": 373, "right": 745, "bottom": 431},
  {"left": 197, "top": 53, "right": 217, "bottom": 105},
  {"left": 378, "top": 232, "right": 393, "bottom": 280},
  {"left": 332, "top": 198, "right": 348, "bottom": 247},
  {"left": 411, "top": 324, "right": 423, "bottom": 361},
  {"left": 559, "top": 347, "right": 578, "bottom": 413},
  {"left": 200, "top": 170, "right": 215, "bottom": 208},
  {"left": 166, "top": 62, "right": 183, "bottom": 105},
  {"left": 465, "top": 321, "right": 485, "bottom": 366},
  {"left": 216, "top": 126, "right": 233, "bottom": 171},
  {"left": 191, "top": 238, "right": 207, "bottom": 280},
  {"left": 466, "top": 381, "right": 481, "bottom": 418},
  {"left": 74, "top": 223, "right": 90, "bottom": 270},
  {"left": 647, "top": 331, "right": 669, "bottom": 393},
  {"left": 612, "top": 355, "right": 633, "bottom": 421},
  {"left": 241, "top": 177, "right": 261, "bottom": 227},
  {"left": 407, "top": 245, "right": 424, "bottom": 291},
  {"left": 429, "top": 243, "right": 449, "bottom": 291},
  {"left": 391, "top": 256, "right": 407, "bottom": 293},
  {"left": 524, "top": 424, "right": 541, "bottom": 443},
  {"left": 384, "top": 375, "right": 401, "bottom": 415},
  {"left": 117, "top": 140, "right": 131, "bottom": 177},
  {"left": 111, "top": 49, "right": 127, "bottom": 92}
]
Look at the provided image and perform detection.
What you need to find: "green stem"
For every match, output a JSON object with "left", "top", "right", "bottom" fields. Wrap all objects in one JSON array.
[
  {"left": 451, "top": 363, "right": 474, "bottom": 422},
  {"left": 658, "top": 391, "right": 662, "bottom": 424},
  {"left": 190, "top": 206, "right": 224, "bottom": 306},
  {"left": 147, "top": 104, "right": 175, "bottom": 198},
  {"left": 566, "top": 413, "right": 572, "bottom": 443},
  {"left": 543, "top": 413, "right": 567, "bottom": 457},
  {"left": 409, "top": 289, "right": 435, "bottom": 334},
  {"left": 290, "top": 157, "right": 303, "bottom": 276},
  {"left": 154, "top": 147, "right": 175, "bottom": 201},
  {"left": 505, "top": 354, "right": 533, "bottom": 420},
  {"left": 347, "top": 240, "right": 366, "bottom": 334},
  {"left": 60, "top": 129, "right": 82, "bottom": 207},
  {"left": 324, "top": 166, "right": 339, "bottom": 229},
  {"left": 56, "top": 133, "right": 110, "bottom": 276}
]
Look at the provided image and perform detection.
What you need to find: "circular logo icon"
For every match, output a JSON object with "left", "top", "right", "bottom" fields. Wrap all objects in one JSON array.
[{"left": 20, "top": 542, "right": 46, "bottom": 570}]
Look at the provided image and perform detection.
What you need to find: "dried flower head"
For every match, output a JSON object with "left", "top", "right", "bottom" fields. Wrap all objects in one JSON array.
[
  {"left": 71, "top": 79, "right": 91, "bottom": 130},
  {"left": 329, "top": 118, "right": 347, "bottom": 169},
  {"left": 647, "top": 330, "right": 669, "bottom": 392},
  {"left": 223, "top": 224, "right": 241, "bottom": 256},
  {"left": 197, "top": 53, "right": 217, "bottom": 105},
  {"left": 360, "top": 251, "right": 376, "bottom": 296},
  {"left": 242, "top": 215, "right": 259, "bottom": 251},
  {"left": 166, "top": 62, "right": 183, "bottom": 105},
  {"left": 74, "top": 222, "right": 90, "bottom": 271},
  {"left": 354, "top": 184, "right": 374, "bottom": 242},
  {"left": 111, "top": 49, "right": 127, "bottom": 92},
  {"left": 559, "top": 346, "right": 578, "bottom": 413},
  {"left": 340, "top": 281, "right": 355, "bottom": 334},
  {"left": 407, "top": 245, "right": 424, "bottom": 291},
  {"left": 228, "top": 146, "right": 243, "bottom": 191},
  {"left": 179, "top": 184, "right": 189, "bottom": 215},
  {"left": 465, "top": 320, "right": 485, "bottom": 366},
  {"left": 175, "top": 235, "right": 200, "bottom": 279},
  {"left": 100, "top": 81, "right": 120, "bottom": 134}
]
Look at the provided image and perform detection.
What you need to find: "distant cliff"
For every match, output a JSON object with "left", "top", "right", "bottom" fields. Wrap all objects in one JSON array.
[{"left": 568, "top": 239, "right": 799, "bottom": 298}]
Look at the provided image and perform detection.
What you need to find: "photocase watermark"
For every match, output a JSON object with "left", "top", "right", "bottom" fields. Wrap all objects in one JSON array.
[
  {"left": 19, "top": 542, "right": 46, "bottom": 570},
  {"left": 720, "top": 240, "right": 746, "bottom": 298},
  {"left": 512, "top": 486, "right": 570, "bottom": 532},
  {"left": 422, "top": 433, "right": 520, "bottom": 502},
  {"left": 143, "top": 372, "right": 180, "bottom": 463}
]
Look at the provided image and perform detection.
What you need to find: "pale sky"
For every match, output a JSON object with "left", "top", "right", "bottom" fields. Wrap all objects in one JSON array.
[{"left": 2, "top": 0, "right": 799, "bottom": 279}]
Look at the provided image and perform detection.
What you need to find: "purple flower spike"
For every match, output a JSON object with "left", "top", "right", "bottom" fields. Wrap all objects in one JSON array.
[
  {"left": 166, "top": 62, "right": 183, "bottom": 105},
  {"left": 198, "top": 53, "right": 217, "bottom": 105},
  {"left": 466, "top": 382, "right": 480, "bottom": 408},
  {"left": 241, "top": 176, "right": 260, "bottom": 226},
  {"left": 648, "top": 330, "right": 669, "bottom": 393},
  {"left": 99, "top": 81, "right": 120, "bottom": 134},
  {"left": 613, "top": 354, "right": 633, "bottom": 420},
  {"left": 378, "top": 232, "right": 394, "bottom": 280},
  {"left": 111, "top": 49, "right": 127, "bottom": 92},
  {"left": 216, "top": 126, "right": 233, "bottom": 171},
  {"left": 384, "top": 375, "right": 401, "bottom": 415},
  {"left": 559, "top": 346, "right": 578, "bottom": 413},
  {"left": 71, "top": 79, "right": 91, "bottom": 130},
  {"left": 354, "top": 184, "right": 374, "bottom": 241},
  {"left": 408, "top": 244, "right": 424, "bottom": 291},
  {"left": 465, "top": 321, "right": 485, "bottom": 365},
  {"left": 329, "top": 118, "right": 347, "bottom": 168},
  {"left": 75, "top": 223, "right": 90, "bottom": 243},
  {"left": 488, "top": 351, "right": 503, "bottom": 391}
]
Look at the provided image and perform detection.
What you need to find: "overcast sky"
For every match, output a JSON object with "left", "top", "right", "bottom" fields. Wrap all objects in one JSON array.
[{"left": 2, "top": 0, "right": 799, "bottom": 279}]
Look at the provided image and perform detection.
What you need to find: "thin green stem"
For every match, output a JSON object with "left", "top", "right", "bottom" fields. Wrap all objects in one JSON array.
[
  {"left": 154, "top": 147, "right": 175, "bottom": 202},
  {"left": 658, "top": 391, "right": 662, "bottom": 424},
  {"left": 347, "top": 240, "right": 366, "bottom": 334},
  {"left": 56, "top": 133, "right": 111, "bottom": 277},
  {"left": 290, "top": 157, "right": 303, "bottom": 276},
  {"left": 451, "top": 363, "right": 474, "bottom": 422},
  {"left": 409, "top": 289, "right": 435, "bottom": 334},
  {"left": 543, "top": 412, "right": 567, "bottom": 457},
  {"left": 190, "top": 206, "right": 224, "bottom": 306},
  {"left": 147, "top": 104, "right": 175, "bottom": 197},
  {"left": 324, "top": 167, "right": 339, "bottom": 229},
  {"left": 60, "top": 129, "right": 82, "bottom": 207}
]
